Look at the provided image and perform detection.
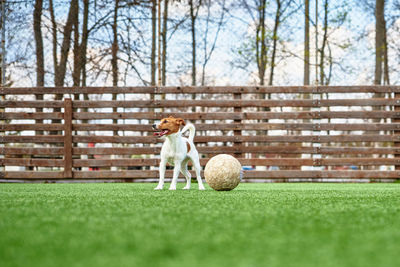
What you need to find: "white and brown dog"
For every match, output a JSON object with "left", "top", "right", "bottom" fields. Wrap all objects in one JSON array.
[{"left": 152, "top": 116, "right": 205, "bottom": 190}]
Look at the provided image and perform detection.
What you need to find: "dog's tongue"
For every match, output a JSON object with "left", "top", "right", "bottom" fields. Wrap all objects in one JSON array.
[{"left": 154, "top": 130, "right": 168, "bottom": 137}]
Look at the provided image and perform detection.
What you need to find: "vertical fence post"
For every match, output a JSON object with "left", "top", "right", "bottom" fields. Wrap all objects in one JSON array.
[
  {"left": 63, "top": 98, "right": 73, "bottom": 178},
  {"left": 234, "top": 92, "right": 242, "bottom": 158},
  {"left": 0, "top": 86, "right": 4, "bottom": 173},
  {"left": 395, "top": 92, "right": 400, "bottom": 172},
  {"left": 312, "top": 86, "right": 322, "bottom": 179}
]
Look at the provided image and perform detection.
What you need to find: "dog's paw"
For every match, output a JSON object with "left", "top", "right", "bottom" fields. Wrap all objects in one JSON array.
[
  {"left": 182, "top": 186, "right": 190, "bottom": 190},
  {"left": 154, "top": 186, "right": 164, "bottom": 190},
  {"left": 168, "top": 186, "right": 177, "bottom": 191},
  {"left": 199, "top": 186, "right": 206, "bottom": 190}
]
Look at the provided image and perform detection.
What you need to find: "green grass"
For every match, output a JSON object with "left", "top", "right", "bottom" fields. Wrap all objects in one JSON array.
[{"left": 1, "top": 183, "right": 400, "bottom": 267}]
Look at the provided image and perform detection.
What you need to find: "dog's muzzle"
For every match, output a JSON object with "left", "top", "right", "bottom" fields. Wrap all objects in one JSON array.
[{"left": 152, "top": 124, "right": 169, "bottom": 137}]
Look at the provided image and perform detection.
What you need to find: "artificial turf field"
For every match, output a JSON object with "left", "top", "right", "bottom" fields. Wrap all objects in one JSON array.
[{"left": 0, "top": 183, "right": 399, "bottom": 267}]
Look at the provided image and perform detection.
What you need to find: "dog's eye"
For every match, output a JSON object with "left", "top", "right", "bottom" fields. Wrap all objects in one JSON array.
[{"left": 163, "top": 120, "right": 168, "bottom": 123}]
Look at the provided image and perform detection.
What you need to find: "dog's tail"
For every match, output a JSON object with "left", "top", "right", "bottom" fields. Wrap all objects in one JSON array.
[{"left": 181, "top": 123, "right": 195, "bottom": 142}]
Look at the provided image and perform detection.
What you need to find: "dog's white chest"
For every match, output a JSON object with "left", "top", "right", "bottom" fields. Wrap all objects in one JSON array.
[{"left": 161, "top": 139, "right": 186, "bottom": 166}]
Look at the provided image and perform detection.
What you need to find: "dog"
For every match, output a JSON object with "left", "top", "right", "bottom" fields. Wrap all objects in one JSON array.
[{"left": 152, "top": 116, "right": 205, "bottom": 190}]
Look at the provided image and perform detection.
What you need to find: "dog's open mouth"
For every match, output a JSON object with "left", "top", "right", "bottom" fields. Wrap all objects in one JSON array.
[{"left": 153, "top": 129, "right": 170, "bottom": 137}]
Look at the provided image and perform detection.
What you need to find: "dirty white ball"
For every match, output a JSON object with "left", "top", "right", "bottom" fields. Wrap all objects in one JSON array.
[{"left": 204, "top": 154, "right": 242, "bottom": 191}]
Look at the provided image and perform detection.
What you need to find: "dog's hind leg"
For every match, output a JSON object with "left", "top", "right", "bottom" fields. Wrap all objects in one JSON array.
[
  {"left": 181, "top": 159, "right": 191, "bottom": 190},
  {"left": 169, "top": 160, "right": 181, "bottom": 190}
]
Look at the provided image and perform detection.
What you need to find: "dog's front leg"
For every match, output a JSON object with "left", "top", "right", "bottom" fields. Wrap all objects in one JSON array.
[
  {"left": 169, "top": 160, "right": 181, "bottom": 190},
  {"left": 155, "top": 159, "right": 166, "bottom": 190}
]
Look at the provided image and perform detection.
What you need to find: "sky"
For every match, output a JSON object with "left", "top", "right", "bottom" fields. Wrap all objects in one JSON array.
[{"left": 2, "top": 0, "right": 400, "bottom": 87}]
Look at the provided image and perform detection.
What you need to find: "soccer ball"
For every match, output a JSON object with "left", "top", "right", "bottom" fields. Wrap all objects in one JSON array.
[{"left": 204, "top": 154, "right": 242, "bottom": 191}]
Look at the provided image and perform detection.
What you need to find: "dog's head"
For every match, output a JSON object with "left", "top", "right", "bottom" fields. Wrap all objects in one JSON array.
[{"left": 152, "top": 116, "right": 185, "bottom": 138}]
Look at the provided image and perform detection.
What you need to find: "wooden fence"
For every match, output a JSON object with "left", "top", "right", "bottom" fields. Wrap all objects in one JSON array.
[{"left": 1, "top": 86, "right": 400, "bottom": 182}]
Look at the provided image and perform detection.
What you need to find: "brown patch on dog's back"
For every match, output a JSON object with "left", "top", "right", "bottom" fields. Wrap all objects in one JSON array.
[{"left": 186, "top": 141, "right": 191, "bottom": 153}]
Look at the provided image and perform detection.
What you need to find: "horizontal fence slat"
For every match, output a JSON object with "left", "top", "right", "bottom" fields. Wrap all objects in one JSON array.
[
  {"left": 3, "top": 146, "right": 398, "bottom": 156},
  {"left": 3, "top": 136, "right": 64, "bottom": 143},
  {"left": 4, "top": 86, "right": 400, "bottom": 95},
  {"left": 70, "top": 123, "right": 400, "bottom": 132},
  {"left": 73, "top": 147, "right": 159, "bottom": 154},
  {"left": 0, "top": 158, "right": 64, "bottom": 167},
  {"left": 244, "top": 170, "right": 400, "bottom": 179},
  {"left": 72, "top": 146, "right": 277, "bottom": 155},
  {"left": 318, "top": 158, "right": 400, "bottom": 165},
  {"left": 73, "top": 158, "right": 160, "bottom": 167},
  {"left": 71, "top": 158, "right": 400, "bottom": 167},
  {"left": 319, "top": 147, "right": 400, "bottom": 154},
  {"left": 3, "top": 123, "right": 399, "bottom": 132},
  {"left": 4, "top": 111, "right": 394, "bottom": 121},
  {"left": 71, "top": 144, "right": 400, "bottom": 155},
  {"left": 72, "top": 170, "right": 172, "bottom": 179},
  {"left": 2, "top": 124, "right": 64, "bottom": 131},
  {"left": 71, "top": 147, "right": 288, "bottom": 155},
  {"left": 54, "top": 170, "right": 400, "bottom": 179},
  {"left": 2, "top": 112, "right": 64, "bottom": 120},
  {"left": 3, "top": 135, "right": 394, "bottom": 145},
  {"left": 70, "top": 146, "right": 400, "bottom": 155},
  {"left": 3, "top": 147, "right": 64, "bottom": 155},
  {"left": 1, "top": 101, "right": 64, "bottom": 108},
  {"left": 2, "top": 170, "right": 398, "bottom": 180},
  {"left": 71, "top": 135, "right": 400, "bottom": 144},
  {"left": 72, "top": 158, "right": 271, "bottom": 167},
  {"left": 0, "top": 171, "right": 64, "bottom": 179},
  {"left": 73, "top": 111, "right": 400, "bottom": 120},
  {"left": 319, "top": 111, "right": 400, "bottom": 119},
  {"left": 69, "top": 99, "right": 400, "bottom": 108}
]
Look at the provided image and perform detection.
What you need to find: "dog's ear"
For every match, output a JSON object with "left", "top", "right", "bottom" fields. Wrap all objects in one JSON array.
[{"left": 176, "top": 118, "right": 186, "bottom": 126}]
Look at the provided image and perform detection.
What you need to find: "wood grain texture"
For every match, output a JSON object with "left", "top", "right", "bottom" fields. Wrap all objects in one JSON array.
[{"left": 2, "top": 86, "right": 399, "bottom": 181}]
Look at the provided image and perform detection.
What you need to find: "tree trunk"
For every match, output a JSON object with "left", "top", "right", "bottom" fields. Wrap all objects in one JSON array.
[
  {"left": 34, "top": 0, "right": 44, "bottom": 87},
  {"left": 72, "top": 0, "right": 80, "bottom": 88},
  {"left": 112, "top": 0, "right": 119, "bottom": 87},
  {"left": 255, "top": 0, "right": 269, "bottom": 145},
  {"left": 383, "top": 19, "right": 389, "bottom": 85},
  {"left": 201, "top": 0, "right": 211, "bottom": 86},
  {"left": 256, "top": 0, "right": 267, "bottom": 86},
  {"left": 151, "top": 0, "right": 156, "bottom": 86},
  {"left": 33, "top": 0, "right": 44, "bottom": 137},
  {"left": 374, "top": 0, "right": 385, "bottom": 85},
  {"left": 315, "top": 0, "right": 318, "bottom": 84},
  {"left": 51, "top": 0, "right": 78, "bottom": 135},
  {"left": 49, "top": 0, "right": 58, "bottom": 78},
  {"left": 80, "top": 0, "right": 90, "bottom": 168},
  {"left": 80, "top": 0, "right": 89, "bottom": 88},
  {"left": 54, "top": 0, "right": 78, "bottom": 87},
  {"left": 162, "top": 0, "right": 168, "bottom": 86},
  {"left": 112, "top": 0, "right": 119, "bottom": 136},
  {"left": 304, "top": 0, "right": 310, "bottom": 86},
  {"left": 319, "top": 0, "right": 328, "bottom": 85},
  {"left": 189, "top": 0, "right": 199, "bottom": 86},
  {"left": 372, "top": 0, "right": 386, "bottom": 168},
  {"left": 157, "top": 0, "right": 162, "bottom": 86},
  {"left": 269, "top": 0, "right": 281, "bottom": 86},
  {"left": 78, "top": 0, "right": 90, "bottom": 127},
  {"left": 301, "top": 0, "right": 311, "bottom": 171},
  {"left": 326, "top": 42, "right": 333, "bottom": 85}
]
